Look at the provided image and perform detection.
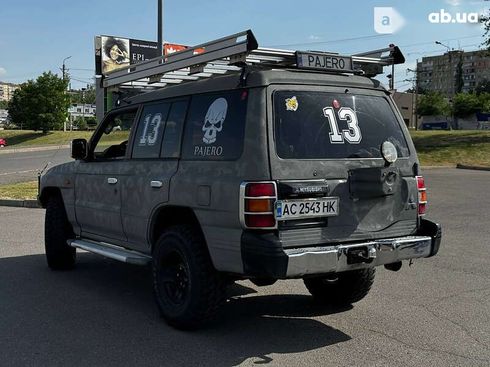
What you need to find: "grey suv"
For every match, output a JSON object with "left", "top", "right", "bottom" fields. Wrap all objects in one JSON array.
[{"left": 39, "top": 31, "right": 441, "bottom": 329}]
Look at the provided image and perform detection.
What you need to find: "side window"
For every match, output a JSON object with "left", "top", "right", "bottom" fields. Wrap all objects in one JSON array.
[
  {"left": 93, "top": 109, "right": 137, "bottom": 160},
  {"left": 161, "top": 100, "right": 188, "bottom": 158},
  {"left": 132, "top": 103, "right": 170, "bottom": 159},
  {"left": 182, "top": 90, "right": 248, "bottom": 160}
]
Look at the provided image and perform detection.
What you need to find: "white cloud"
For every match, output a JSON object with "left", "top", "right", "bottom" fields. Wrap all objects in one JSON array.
[
  {"left": 308, "top": 35, "right": 321, "bottom": 41},
  {"left": 445, "top": 0, "right": 461, "bottom": 6},
  {"left": 0, "top": 67, "right": 6, "bottom": 76}
]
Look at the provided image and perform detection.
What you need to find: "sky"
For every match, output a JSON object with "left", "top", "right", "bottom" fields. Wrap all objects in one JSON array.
[{"left": 0, "top": 0, "right": 488, "bottom": 91}]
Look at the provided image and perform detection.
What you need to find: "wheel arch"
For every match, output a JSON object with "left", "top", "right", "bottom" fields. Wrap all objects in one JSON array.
[
  {"left": 39, "top": 186, "right": 62, "bottom": 208},
  {"left": 148, "top": 205, "right": 205, "bottom": 252}
]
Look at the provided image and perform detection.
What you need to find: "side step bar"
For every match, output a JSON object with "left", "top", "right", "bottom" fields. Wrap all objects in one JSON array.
[{"left": 68, "top": 239, "right": 152, "bottom": 266}]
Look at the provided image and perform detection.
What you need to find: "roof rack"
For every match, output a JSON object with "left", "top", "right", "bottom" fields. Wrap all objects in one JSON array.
[{"left": 100, "top": 29, "right": 405, "bottom": 90}]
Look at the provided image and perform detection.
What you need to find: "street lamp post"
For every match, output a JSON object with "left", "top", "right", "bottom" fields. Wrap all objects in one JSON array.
[{"left": 62, "top": 56, "right": 72, "bottom": 82}]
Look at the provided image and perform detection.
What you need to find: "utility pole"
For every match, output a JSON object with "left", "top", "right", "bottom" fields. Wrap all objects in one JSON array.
[
  {"left": 61, "top": 56, "right": 71, "bottom": 132},
  {"left": 391, "top": 62, "right": 395, "bottom": 91},
  {"left": 407, "top": 60, "right": 420, "bottom": 130},
  {"left": 81, "top": 87, "right": 86, "bottom": 132},
  {"left": 435, "top": 41, "right": 455, "bottom": 129},
  {"left": 415, "top": 59, "right": 419, "bottom": 131},
  {"left": 157, "top": 0, "right": 163, "bottom": 56},
  {"left": 62, "top": 56, "right": 72, "bottom": 82}
]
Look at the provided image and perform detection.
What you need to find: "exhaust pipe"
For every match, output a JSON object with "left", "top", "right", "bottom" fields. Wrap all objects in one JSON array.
[{"left": 384, "top": 261, "right": 402, "bottom": 272}]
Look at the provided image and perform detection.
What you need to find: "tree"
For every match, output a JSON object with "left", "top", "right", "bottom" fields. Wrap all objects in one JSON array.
[
  {"left": 416, "top": 92, "right": 450, "bottom": 116},
  {"left": 0, "top": 100, "right": 8, "bottom": 109},
  {"left": 482, "top": 10, "right": 490, "bottom": 50},
  {"left": 74, "top": 116, "right": 87, "bottom": 130},
  {"left": 476, "top": 79, "right": 490, "bottom": 95},
  {"left": 70, "top": 86, "right": 96, "bottom": 104},
  {"left": 478, "top": 93, "right": 490, "bottom": 113},
  {"left": 8, "top": 72, "right": 70, "bottom": 133},
  {"left": 452, "top": 93, "right": 482, "bottom": 117}
]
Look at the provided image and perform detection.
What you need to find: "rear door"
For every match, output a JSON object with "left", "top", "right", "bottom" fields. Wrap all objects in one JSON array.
[
  {"left": 268, "top": 86, "right": 419, "bottom": 246},
  {"left": 120, "top": 99, "right": 188, "bottom": 252}
]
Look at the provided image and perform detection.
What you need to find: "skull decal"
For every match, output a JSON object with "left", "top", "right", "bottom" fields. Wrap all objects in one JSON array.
[{"left": 202, "top": 98, "right": 228, "bottom": 144}]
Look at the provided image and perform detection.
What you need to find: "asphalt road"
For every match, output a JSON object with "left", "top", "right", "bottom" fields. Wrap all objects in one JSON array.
[
  {"left": 0, "top": 168, "right": 488, "bottom": 366},
  {"left": 0, "top": 147, "right": 71, "bottom": 184}
]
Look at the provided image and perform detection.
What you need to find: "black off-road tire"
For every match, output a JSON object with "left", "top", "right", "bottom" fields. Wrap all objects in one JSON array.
[
  {"left": 152, "top": 225, "right": 226, "bottom": 330},
  {"left": 304, "top": 268, "right": 375, "bottom": 307},
  {"left": 45, "top": 195, "right": 76, "bottom": 270}
]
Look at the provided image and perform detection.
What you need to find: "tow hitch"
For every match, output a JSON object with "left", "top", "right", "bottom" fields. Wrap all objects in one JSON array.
[{"left": 346, "top": 245, "right": 377, "bottom": 265}]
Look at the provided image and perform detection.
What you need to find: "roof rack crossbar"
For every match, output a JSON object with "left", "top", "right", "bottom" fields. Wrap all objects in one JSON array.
[
  {"left": 100, "top": 30, "right": 405, "bottom": 92},
  {"left": 103, "top": 30, "right": 258, "bottom": 88}
]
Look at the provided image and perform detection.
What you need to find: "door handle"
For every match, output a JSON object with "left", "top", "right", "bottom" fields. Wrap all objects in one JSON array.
[
  {"left": 107, "top": 177, "right": 118, "bottom": 185},
  {"left": 151, "top": 180, "right": 163, "bottom": 188}
]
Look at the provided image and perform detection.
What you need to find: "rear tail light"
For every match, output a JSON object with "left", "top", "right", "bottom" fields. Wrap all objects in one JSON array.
[
  {"left": 416, "top": 176, "right": 427, "bottom": 216},
  {"left": 240, "top": 182, "right": 277, "bottom": 229}
]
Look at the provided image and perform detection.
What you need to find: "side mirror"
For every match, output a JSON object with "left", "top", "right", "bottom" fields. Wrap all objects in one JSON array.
[{"left": 71, "top": 138, "right": 87, "bottom": 160}]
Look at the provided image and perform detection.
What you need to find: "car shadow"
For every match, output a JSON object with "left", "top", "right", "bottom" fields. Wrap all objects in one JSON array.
[{"left": 0, "top": 253, "right": 352, "bottom": 366}]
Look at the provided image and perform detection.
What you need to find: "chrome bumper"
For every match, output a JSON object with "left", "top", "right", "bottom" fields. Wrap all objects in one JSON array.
[{"left": 285, "top": 235, "right": 432, "bottom": 277}]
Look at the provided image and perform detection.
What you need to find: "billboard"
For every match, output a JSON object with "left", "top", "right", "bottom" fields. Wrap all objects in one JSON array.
[{"left": 95, "top": 36, "right": 197, "bottom": 75}]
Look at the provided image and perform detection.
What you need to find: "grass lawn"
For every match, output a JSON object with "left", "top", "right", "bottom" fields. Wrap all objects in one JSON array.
[
  {"left": 410, "top": 130, "right": 490, "bottom": 167},
  {"left": 0, "top": 130, "right": 127, "bottom": 148},
  {"left": 1, "top": 129, "right": 490, "bottom": 167},
  {"left": 0, "top": 181, "right": 38, "bottom": 200},
  {"left": 0, "top": 130, "right": 93, "bottom": 147}
]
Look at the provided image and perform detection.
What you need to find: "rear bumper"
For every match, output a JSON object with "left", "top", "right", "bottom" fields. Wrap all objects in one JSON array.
[{"left": 241, "top": 218, "right": 441, "bottom": 278}]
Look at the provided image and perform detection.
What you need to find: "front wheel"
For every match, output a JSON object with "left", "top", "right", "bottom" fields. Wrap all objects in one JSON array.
[
  {"left": 304, "top": 268, "right": 375, "bottom": 307},
  {"left": 152, "top": 225, "right": 225, "bottom": 329},
  {"left": 44, "top": 195, "right": 76, "bottom": 270}
]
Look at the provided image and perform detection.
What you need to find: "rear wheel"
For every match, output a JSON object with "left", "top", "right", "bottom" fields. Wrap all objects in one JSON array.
[
  {"left": 45, "top": 195, "right": 76, "bottom": 270},
  {"left": 152, "top": 225, "right": 225, "bottom": 329},
  {"left": 304, "top": 268, "right": 375, "bottom": 306}
]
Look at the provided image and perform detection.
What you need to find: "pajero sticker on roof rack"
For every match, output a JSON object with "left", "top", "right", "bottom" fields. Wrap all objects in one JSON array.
[{"left": 296, "top": 51, "right": 354, "bottom": 73}]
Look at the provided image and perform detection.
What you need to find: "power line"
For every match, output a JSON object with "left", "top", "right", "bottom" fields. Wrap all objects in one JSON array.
[
  {"left": 70, "top": 76, "right": 95, "bottom": 84},
  {"left": 405, "top": 43, "right": 483, "bottom": 58},
  {"left": 399, "top": 34, "right": 482, "bottom": 49},
  {"left": 266, "top": 34, "right": 390, "bottom": 48}
]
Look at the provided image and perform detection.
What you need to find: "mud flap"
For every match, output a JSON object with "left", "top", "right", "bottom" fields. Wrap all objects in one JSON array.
[{"left": 418, "top": 218, "right": 442, "bottom": 257}]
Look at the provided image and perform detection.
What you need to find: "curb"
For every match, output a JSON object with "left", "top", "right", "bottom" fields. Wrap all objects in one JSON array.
[
  {"left": 0, "top": 199, "right": 41, "bottom": 208},
  {"left": 0, "top": 145, "right": 70, "bottom": 155},
  {"left": 420, "top": 165, "right": 455, "bottom": 169},
  {"left": 456, "top": 164, "right": 490, "bottom": 172}
]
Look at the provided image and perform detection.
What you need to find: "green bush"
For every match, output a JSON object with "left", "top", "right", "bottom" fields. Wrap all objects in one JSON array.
[{"left": 417, "top": 92, "right": 450, "bottom": 116}]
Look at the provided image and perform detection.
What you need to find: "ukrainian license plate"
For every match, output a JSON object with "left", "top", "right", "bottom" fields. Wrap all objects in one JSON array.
[{"left": 275, "top": 197, "right": 339, "bottom": 221}]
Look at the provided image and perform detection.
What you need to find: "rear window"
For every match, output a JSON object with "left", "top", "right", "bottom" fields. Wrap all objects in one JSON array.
[{"left": 274, "top": 91, "right": 409, "bottom": 159}]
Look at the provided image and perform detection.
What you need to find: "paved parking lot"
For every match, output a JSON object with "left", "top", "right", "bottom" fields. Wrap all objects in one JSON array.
[{"left": 0, "top": 168, "right": 488, "bottom": 366}]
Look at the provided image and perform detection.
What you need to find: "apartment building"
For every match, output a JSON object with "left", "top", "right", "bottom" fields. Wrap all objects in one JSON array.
[
  {"left": 0, "top": 82, "right": 19, "bottom": 102},
  {"left": 417, "top": 50, "right": 490, "bottom": 97}
]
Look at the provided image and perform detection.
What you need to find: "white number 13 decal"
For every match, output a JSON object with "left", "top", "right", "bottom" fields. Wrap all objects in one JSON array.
[
  {"left": 139, "top": 113, "right": 162, "bottom": 146},
  {"left": 323, "top": 107, "right": 362, "bottom": 144}
]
